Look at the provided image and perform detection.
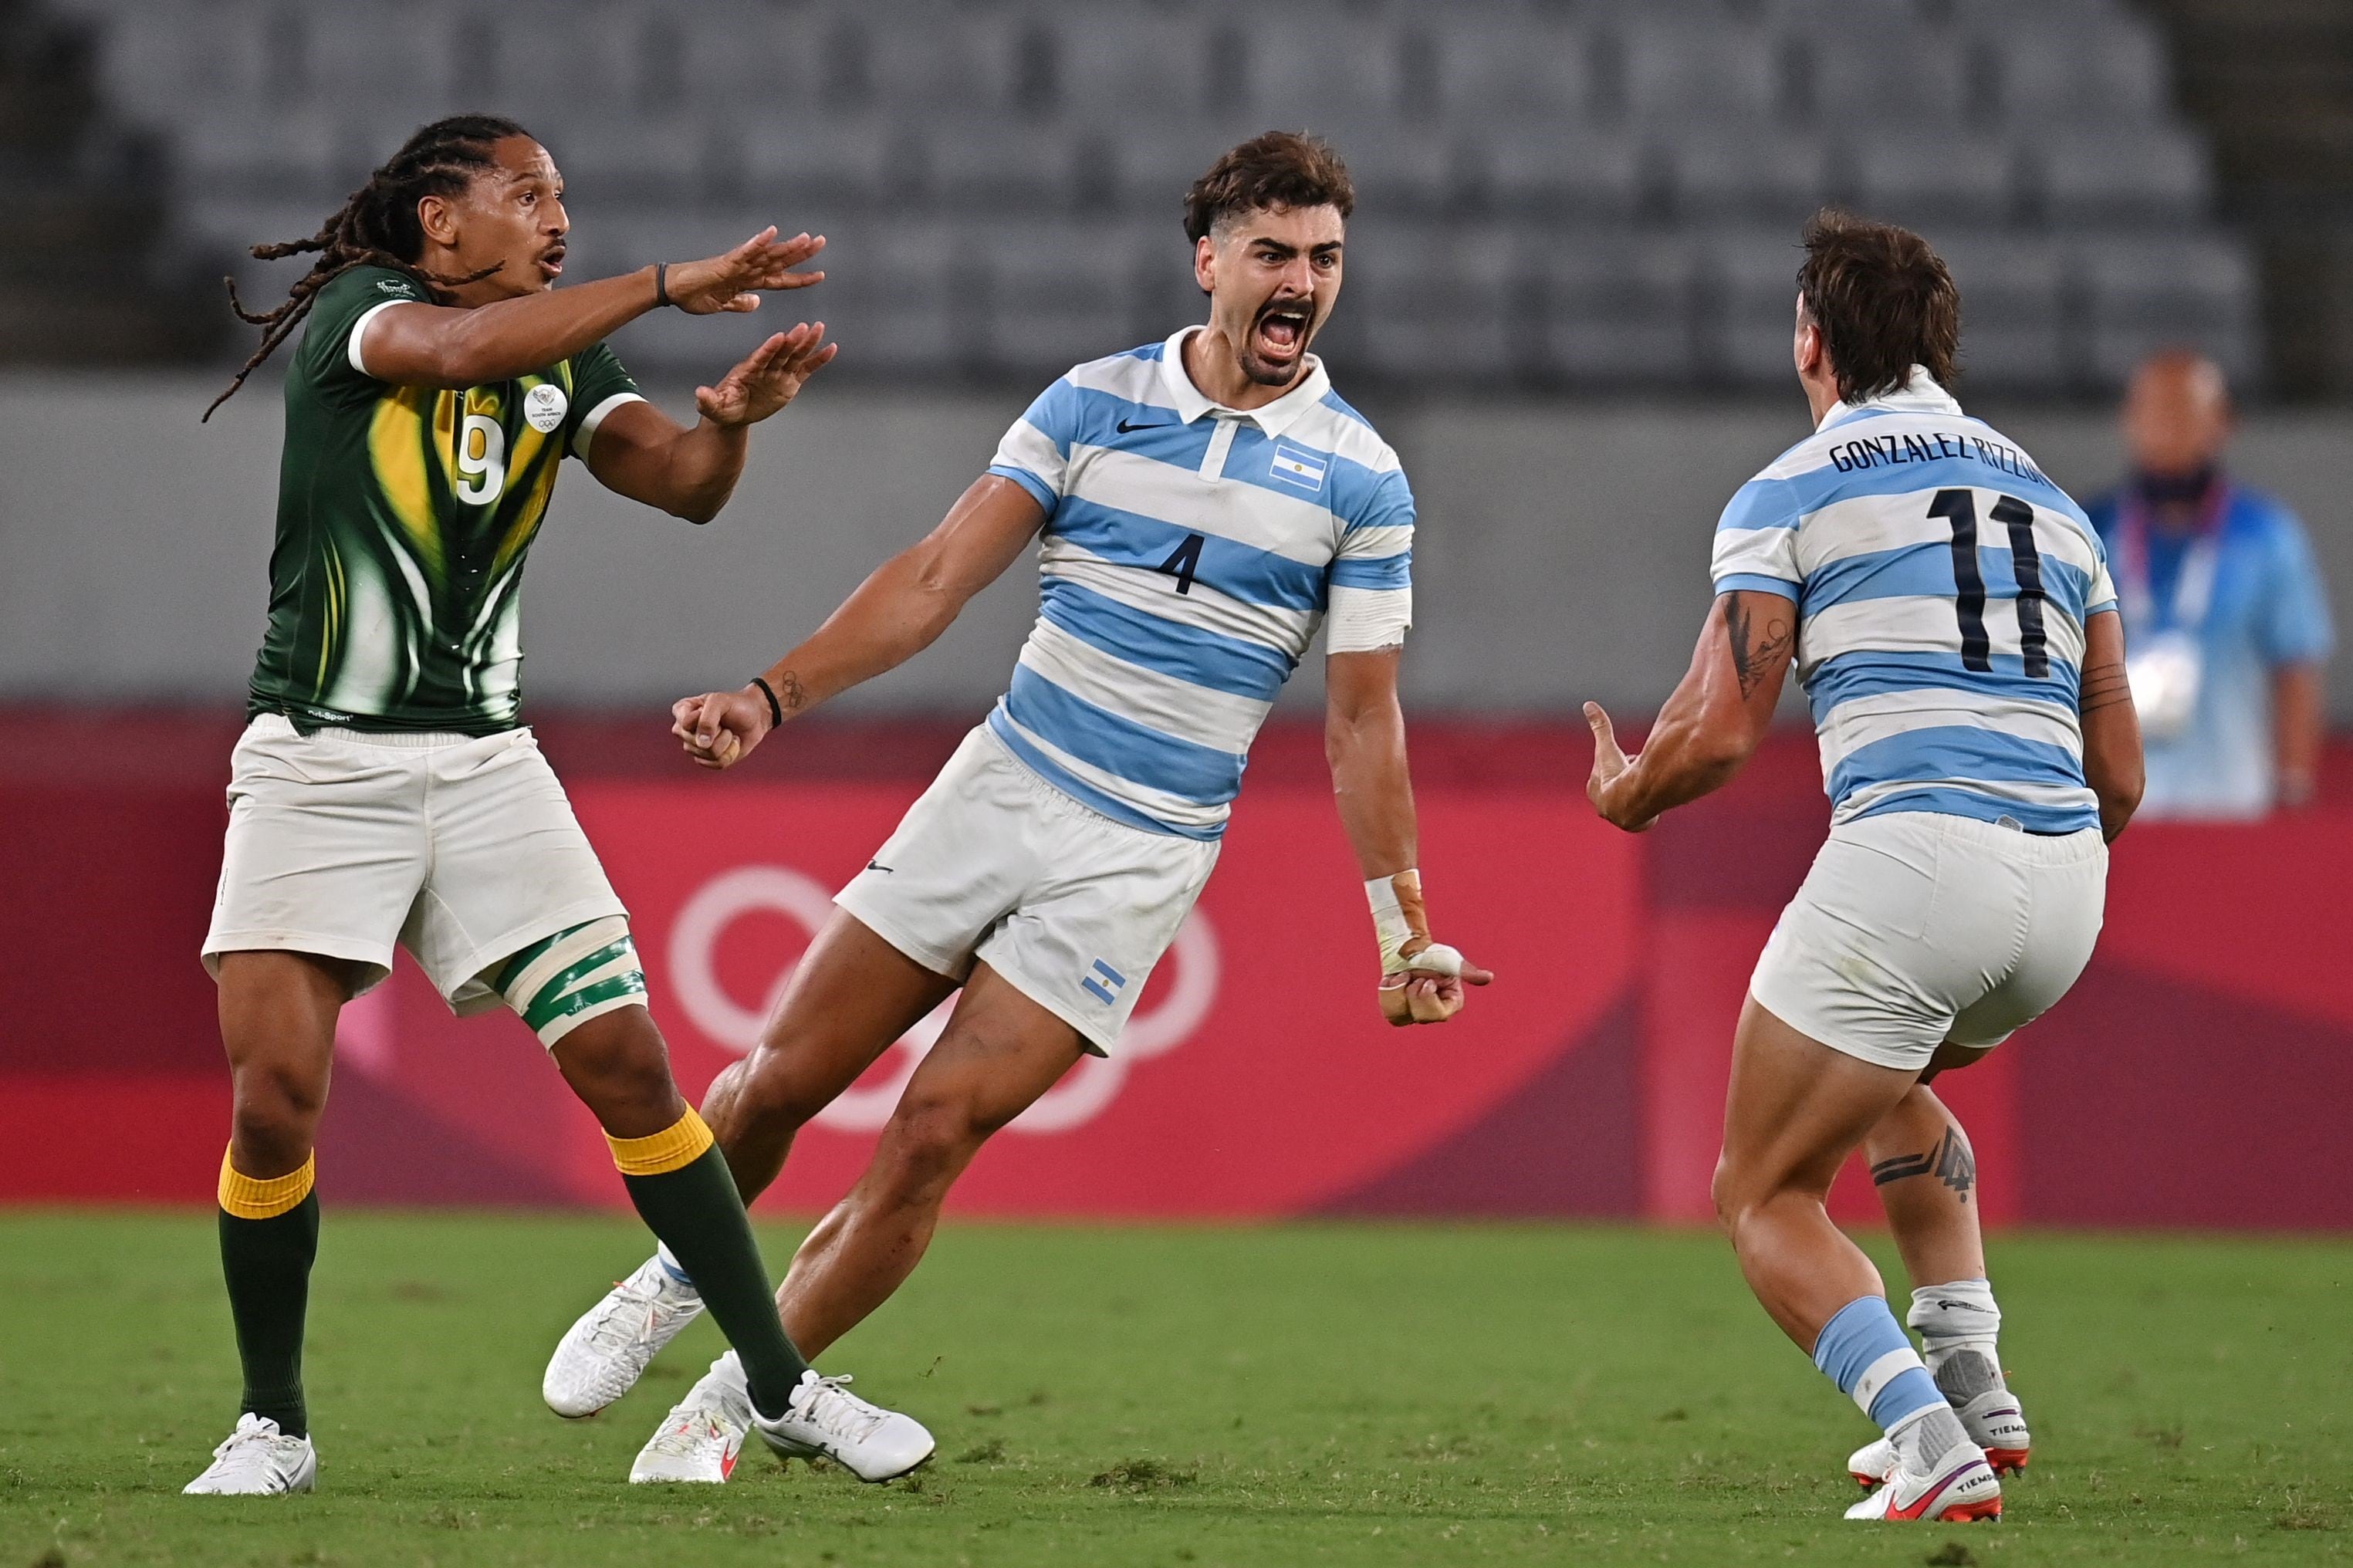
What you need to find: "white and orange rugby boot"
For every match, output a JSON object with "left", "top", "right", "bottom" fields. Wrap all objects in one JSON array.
[
  {"left": 1851, "top": 1353, "right": 2030, "bottom": 1485},
  {"left": 1844, "top": 1435, "right": 2003, "bottom": 1522}
]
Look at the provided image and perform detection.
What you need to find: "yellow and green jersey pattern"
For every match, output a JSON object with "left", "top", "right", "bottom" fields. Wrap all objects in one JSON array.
[{"left": 249, "top": 265, "right": 641, "bottom": 734}]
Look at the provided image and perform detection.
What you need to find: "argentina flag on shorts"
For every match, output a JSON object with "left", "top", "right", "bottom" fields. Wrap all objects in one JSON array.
[
  {"left": 982, "top": 327, "right": 1415, "bottom": 839},
  {"left": 1711, "top": 369, "right": 2117, "bottom": 834}
]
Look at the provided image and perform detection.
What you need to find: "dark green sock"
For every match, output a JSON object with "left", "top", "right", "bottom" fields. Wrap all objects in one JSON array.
[
  {"left": 622, "top": 1145, "right": 809, "bottom": 1417},
  {"left": 218, "top": 1192, "right": 318, "bottom": 1438}
]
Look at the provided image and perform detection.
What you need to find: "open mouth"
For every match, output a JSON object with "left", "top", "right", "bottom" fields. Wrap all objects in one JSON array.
[
  {"left": 1253, "top": 300, "right": 1310, "bottom": 361},
  {"left": 538, "top": 243, "right": 566, "bottom": 279}
]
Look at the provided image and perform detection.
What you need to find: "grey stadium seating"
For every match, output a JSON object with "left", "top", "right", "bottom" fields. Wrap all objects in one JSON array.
[{"left": 49, "top": 0, "right": 2260, "bottom": 391}]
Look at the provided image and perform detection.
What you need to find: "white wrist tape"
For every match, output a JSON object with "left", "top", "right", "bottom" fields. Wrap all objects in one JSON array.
[{"left": 1367, "top": 870, "right": 1425, "bottom": 975}]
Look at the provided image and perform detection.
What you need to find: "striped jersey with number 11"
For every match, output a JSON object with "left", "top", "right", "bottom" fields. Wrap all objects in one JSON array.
[
  {"left": 1711, "top": 371, "right": 2118, "bottom": 834},
  {"left": 983, "top": 327, "right": 1415, "bottom": 840}
]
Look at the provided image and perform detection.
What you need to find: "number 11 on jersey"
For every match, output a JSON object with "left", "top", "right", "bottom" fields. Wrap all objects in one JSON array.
[{"left": 1930, "top": 488, "right": 2048, "bottom": 678}]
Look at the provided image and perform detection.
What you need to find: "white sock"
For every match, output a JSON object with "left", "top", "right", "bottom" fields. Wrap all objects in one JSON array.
[
  {"left": 654, "top": 1242, "right": 699, "bottom": 1295},
  {"left": 1909, "top": 1278, "right": 2001, "bottom": 1394}
]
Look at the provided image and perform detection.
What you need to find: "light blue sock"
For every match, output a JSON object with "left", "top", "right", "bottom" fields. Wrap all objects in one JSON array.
[
  {"left": 655, "top": 1242, "right": 698, "bottom": 1293},
  {"left": 1813, "top": 1296, "right": 1946, "bottom": 1435}
]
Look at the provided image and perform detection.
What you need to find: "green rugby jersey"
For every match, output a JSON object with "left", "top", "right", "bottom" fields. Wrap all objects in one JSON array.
[{"left": 248, "top": 264, "right": 642, "bottom": 734}]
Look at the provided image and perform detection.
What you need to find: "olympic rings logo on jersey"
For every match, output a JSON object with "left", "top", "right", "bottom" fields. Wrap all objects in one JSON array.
[{"left": 666, "top": 865, "right": 1219, "bottom": 1135}]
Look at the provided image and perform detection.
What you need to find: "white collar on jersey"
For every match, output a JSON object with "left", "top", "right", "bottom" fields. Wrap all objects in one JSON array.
[
  {"left": 1157, "top": 324, "right": 1333, "bottom": 438},
  {"left": 1817, "top": 364, "right": 1963, "bottom": 431}
]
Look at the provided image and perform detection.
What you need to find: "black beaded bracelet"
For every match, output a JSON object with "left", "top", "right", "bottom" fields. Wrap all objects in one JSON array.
[
  {"left": 749, "top": 675, "right": 784, "bottom": 728},
  {"left": 653, "top": 262, "right": 671, "bottom": 309}
]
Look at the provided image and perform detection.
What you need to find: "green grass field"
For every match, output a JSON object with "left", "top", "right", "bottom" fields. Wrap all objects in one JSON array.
[{"left": 2, "top": 1214, "right": 2346, "bottom": 1567}]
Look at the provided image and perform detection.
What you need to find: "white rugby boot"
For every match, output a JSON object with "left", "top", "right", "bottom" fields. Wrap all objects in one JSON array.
[
  {"left": 747, "top": 1361, "right": 935, "bottom": 1482},
  {"left": 1850, "top": 1354, "right": 2030, "bottom": 1484},
  {"left": 543, "top": 1255, "right": 705, "bottom": 1418},
  {"left": 182, "top": 1414, "right": 318, "bottom": 1495},
  {"left": 631, "top": 1357, "right": 754, "bottom": 1484},
  {"left": 1848, "top": 1432, "right": 1899, "bottom": 1488},
  {"left": 1844, "top": 1435, "right": 2002, "bottom": 1522},
  {"left": 1952, "top": 1385, "right": 2032, "bottom": 1475}
]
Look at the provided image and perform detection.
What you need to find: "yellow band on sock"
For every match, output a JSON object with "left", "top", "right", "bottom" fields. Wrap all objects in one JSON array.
[
  {"left": 607, "top": 1108, "right": 715, "bottom": 1177},
  {"left": 218, "top": 1148, "right": 316, "bottom": 1220}
]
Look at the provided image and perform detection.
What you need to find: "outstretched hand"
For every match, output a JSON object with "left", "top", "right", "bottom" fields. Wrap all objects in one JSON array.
[
  {"left": 672, "top": 687, "right": 774, "bottom": 771},
  {"left": 665, "top": 228, "right": 827, "bottom": 316},
  {"left": 698, "top": 322, "right": 838, "bottom": 427},
  {"left": 1584, "top": 701, "right": 1653, "bottom": 832}
]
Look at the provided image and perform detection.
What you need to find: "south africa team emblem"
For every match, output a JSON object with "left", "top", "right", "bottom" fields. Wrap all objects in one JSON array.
[{"left": 524, "top": 383, "right": 568, "bottom": 434}]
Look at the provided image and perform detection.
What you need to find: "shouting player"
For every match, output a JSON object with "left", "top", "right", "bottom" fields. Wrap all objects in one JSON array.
[
  {"left": 186, "top": 114, "right": 924, "bottom": 1494},
  {"left": 542, "top": 131, "right": 1491, "bottom": 1483},
  {"left": 1580, "top": 213, "right": 2142, "bottom": 1523}
]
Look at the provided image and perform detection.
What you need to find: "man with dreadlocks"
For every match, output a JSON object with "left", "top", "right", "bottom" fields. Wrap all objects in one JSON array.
[{"left": 185, "top": 114, "right": 933, "bottom": 1495}]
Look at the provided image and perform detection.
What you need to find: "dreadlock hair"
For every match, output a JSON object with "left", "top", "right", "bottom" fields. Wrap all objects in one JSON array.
[{"left": 205, "top": 113, "right": 533, "bottom": 421}]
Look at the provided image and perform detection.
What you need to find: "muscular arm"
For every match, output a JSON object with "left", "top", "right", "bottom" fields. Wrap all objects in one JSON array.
[
  {"left": 361, "top": 269, "right": 668, "bottom": 388},
  {"left": 1325, "top": 648, "right": 1416, "bottom": 877},
  {"left": 2272, "top": 662, "right": 2324, "bottom": 808},
  {"left": 357, "top": 229, "right": 824, "bottom": 389},
  {"left": 2077, "top": 610, "right": 2144, "bottom": 842},
  {"left": 1326, "top": 646, "right": 1493, "bottom": 1023},
  {"left": 1585, "top": 590, "right": 1797, "bottom": 832},
  {"left": 675, "top": 475, "right": 1046, "bottom": 765},
  {"left": 583, "top": 400, "right": 749, "bottom": 525}
]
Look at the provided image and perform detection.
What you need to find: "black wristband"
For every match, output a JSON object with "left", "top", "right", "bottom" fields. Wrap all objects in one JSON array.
[
  {"left": 749, "top": 675, "right": 784, "bottom": 729},
  {"left": 653, "top": 262, "right": 671, "bottom": 309}
]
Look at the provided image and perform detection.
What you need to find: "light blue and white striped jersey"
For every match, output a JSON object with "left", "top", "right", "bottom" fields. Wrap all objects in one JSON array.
[
  {"left": 983, "top": 327, "right": 1415, "bottom": 840},
  {"left": 1712, "top": 371, "right": 2118, "bottom": 834}
]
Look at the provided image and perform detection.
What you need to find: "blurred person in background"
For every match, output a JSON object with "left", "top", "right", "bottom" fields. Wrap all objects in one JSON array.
[{"left": 2086, "top": 350, "right": 2331, "bottom": 819}]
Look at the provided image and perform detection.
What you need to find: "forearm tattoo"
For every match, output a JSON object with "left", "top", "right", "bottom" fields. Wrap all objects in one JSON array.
[
  {"left": 1725, "top": 598, "right": 1796, "bottom": 701},
  {"left": 2080, "top": 659, "right": 2134, "bottom": 715},
  {"left": 774, "top": 670, "right": 809, "bottom": 713},
  {"left": 1869, "top": 1127, "right": 1976, "bottom": 1201}
]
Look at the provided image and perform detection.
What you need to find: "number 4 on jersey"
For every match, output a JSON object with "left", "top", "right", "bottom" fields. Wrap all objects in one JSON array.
[
  {"left": 1929, "top": 488, "right": 2048, "bottom": 678},
  {"left": 1157, "top": 532, "right": 1206, "bottom": 595}
]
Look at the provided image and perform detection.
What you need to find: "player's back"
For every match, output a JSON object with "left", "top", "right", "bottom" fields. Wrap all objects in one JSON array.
[{"left": 1712, "top": 376, "right": 2116, "bottom": 834}]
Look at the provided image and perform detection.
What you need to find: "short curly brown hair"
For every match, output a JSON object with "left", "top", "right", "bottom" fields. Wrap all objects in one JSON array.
[
  {"left": 1796, "top": 209, "right": 1960, "bottom": 403},
  {"left": 1182, "top": 130, "right": 1354, "bottom": 243}
]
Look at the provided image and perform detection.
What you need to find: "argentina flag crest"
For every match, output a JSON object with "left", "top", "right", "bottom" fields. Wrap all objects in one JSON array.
[{"left": 1268, "top": 440, "right": 1328, "bottom": 495}]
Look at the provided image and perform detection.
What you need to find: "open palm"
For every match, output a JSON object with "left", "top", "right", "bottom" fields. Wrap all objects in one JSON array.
[{"left": 697, "top": 323, "right": 838, "bottom": 427}]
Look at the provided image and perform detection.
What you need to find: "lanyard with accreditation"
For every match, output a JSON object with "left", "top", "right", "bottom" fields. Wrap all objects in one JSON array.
[{"left": 2115, "top": 488, "right": 2226, "bottom": 742}]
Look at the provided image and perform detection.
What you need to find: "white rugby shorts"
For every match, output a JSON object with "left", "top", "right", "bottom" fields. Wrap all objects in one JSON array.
[
  {"left": 835, "top": 725, "right": 1219, "bottom": 1056},
  {"left": 1750, "top": 809, "right": 2108, "bottom": 1073},
  {"left": 203, "top": 715, "right": 627, "bottom": 1011}
]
